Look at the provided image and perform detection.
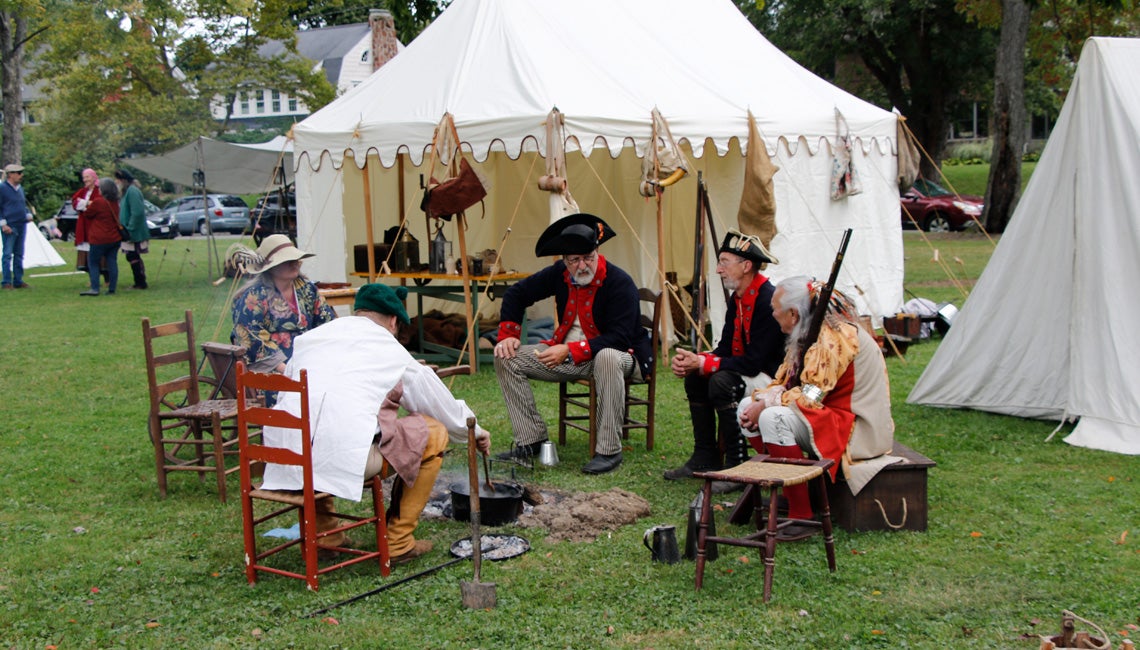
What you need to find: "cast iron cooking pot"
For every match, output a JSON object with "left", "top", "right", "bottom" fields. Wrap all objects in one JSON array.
[{"left": 449, "top": 480, "right": 524, "bottom": 526}]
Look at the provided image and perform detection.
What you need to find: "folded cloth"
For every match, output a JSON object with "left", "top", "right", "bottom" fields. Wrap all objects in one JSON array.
[{"left": 263, "top": 523, "right": 300, "bottom": 539}]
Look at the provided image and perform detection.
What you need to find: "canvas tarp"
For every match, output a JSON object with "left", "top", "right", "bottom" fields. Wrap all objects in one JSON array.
[
  {"left": 908, "top": 37, "right": 1140, "bottom": 455},
  {"left": 291, "top": 0, "right": 903, "bottom": 326},
  {"left": 127, "top": 136, "right": 292, "bottom": 196}
]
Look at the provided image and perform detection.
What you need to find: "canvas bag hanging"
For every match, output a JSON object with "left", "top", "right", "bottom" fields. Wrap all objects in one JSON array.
[{"left": 420, "top": 113, "right": 488, "bottom": 221}]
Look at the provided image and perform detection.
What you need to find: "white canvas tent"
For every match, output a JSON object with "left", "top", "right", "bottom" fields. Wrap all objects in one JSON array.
[
  {"left": 127, "top": 136, "right": 293, "bottom": 195},
  {"left": 2, "top": 225, "right": 66, "bottom": 269},
  {"left": 908, "top": 37, "right": 1140, "bottom": 455},
  {"left": 292, "top": 0, "right": 903, "bottom": 327}
]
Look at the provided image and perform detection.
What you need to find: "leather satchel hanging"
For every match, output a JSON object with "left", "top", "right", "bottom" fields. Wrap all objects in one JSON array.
[{"left": 422, "top": 157, "right": 487, "bottom": 221}]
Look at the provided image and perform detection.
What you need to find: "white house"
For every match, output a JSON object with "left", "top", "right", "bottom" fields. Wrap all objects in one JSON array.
[{"left": 211, "top": 10, "right": 401, "bottom": 123}]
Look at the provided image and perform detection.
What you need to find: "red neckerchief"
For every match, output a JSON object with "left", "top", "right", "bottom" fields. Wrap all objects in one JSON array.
[
  {"left": 545, "top": 256, "right": 609, "bottom": 345},
  {"left": 731, "top": 272, "right": 768, "bottom": 356}
]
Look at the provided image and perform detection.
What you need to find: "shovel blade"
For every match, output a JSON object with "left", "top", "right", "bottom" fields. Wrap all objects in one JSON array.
[{"left": 461, "top": 580, "right": 497, "bottom": 609}]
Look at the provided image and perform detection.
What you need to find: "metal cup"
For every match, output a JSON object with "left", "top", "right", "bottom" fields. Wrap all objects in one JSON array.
[{"left": 537, "top": 441, "right": 559, "bottom": 466}]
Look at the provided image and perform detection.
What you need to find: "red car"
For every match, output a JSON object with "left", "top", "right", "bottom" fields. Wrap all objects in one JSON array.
[{"left": 900, "top": 177, "right": 984, "bottom": 232}]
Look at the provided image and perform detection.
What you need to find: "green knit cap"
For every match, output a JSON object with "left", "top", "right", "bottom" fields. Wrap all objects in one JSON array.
[{"left": 354, "top": 283, "right": 410, "bottom": 324}]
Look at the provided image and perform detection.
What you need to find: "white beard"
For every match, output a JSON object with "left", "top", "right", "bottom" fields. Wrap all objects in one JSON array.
[{"left": 573, "top": 268, "right": 596, "bottom": 285}]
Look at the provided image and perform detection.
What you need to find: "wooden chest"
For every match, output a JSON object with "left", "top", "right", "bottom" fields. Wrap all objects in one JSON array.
[{"left": 826, "top": 443, "right": 935, "bottom": 532}]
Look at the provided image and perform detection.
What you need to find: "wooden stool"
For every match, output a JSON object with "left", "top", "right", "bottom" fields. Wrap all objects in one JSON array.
[{"left": 693, "top": 455, "right": 837, "bottom": 602}]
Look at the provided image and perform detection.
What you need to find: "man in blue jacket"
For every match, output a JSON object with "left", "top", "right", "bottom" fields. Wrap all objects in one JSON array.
[
  {"left": 492, "top": 213, "right": 652, "bottom": 475},
  {"left": 665, "top": 230, "right": 785, "bottom": 485},
  {"left": 1, "top": 164, "right": 33, "bottom": 289}
]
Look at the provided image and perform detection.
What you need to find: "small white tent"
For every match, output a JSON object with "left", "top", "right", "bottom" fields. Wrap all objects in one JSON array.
[
  {"left": 3, "top": 225, "right": 66, "bottom": 269},
  {"left": 292, "top": 0, "right": 903, "bottom": 323},
  {"left": 908, "top": 37, "right": 1140, "bottom": 455}
]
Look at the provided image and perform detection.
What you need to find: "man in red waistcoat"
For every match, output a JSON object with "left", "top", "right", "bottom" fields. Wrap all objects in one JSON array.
[
  {"left": 493, "top": 214, "right": 652, "bottom": 475},
  {"left": 665, "top": 231, "right": 785, "bottom": 488}
]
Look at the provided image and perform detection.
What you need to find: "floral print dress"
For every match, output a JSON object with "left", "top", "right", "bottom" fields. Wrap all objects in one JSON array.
[{"left": 231, "top": 278, "right": 336, "bottom": 372}]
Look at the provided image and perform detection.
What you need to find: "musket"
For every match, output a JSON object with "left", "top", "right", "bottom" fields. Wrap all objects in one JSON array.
[
  {"left": 689, "top": 173, "right": 706, "bottom": 349},
  {"left": 790, "top": 228, "right": 853, "bottom": 389}
]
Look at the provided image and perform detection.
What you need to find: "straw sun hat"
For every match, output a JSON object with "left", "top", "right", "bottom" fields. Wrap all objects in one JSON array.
[{"left": 254, "top": 234, "right": 313, "bottom": 274}]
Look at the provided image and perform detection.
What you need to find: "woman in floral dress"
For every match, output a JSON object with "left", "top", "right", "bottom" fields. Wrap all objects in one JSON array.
[{"left": 231, "top": 234, "right": 336, "bottom": 373}]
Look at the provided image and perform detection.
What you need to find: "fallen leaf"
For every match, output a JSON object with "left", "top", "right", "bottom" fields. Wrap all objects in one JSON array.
[
  {"left": 872, "top": 590, "right": 882, "bottom": 596},
  {"left": 1116, "top": 530, "right": 1129, "bottom": 545},
  {"left": 713, "top": 504, "right": 724, "bottom": 512},
  {"left": 970, "top": 531, "right": 983, "bottom": 538},
  {"left": 212, "top": 572, "right": 220, "bottom": 577},
  {"left": 251, "top": 628, "right": 263, "bottom": 638},
  {"left": 962, "top": 626, "right": 973, "bottom": 637},
  {"left": 1029, "top": 618, "right": 1041, "bottom": 626},
  {"left": 89, "top": 587, "right": 100, "bottom": 594},
  {"left": 737, "top": 556, "right": 750, "bottom": 564},
  {"left": 1127, "top": 624, "right": 1139, "bottom": 631},
  {"left": 1108, "top": 476, "right": 1115, "bottom": 483},
  {"left": 145, "top": 622, "right": 160, "bottom": 629},
  {"left": 322, "top": 617, "right": 339, "bottom": 625},
  {"left": 545, "top": 552, "right": 553, "bottom": 558},
  {"left": 606, "top": 625, "right": 614, "bottom": 635},
  {"left": 850, "top": 549, "right": 866, "bottom": 555},
  {"left": 872, "top": 629, "right": 884, "bottom": 635}
]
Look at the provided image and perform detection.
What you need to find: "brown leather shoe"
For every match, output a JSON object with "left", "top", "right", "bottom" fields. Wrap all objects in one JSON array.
[{"left": 391, "top": 539, "right": 433, "bottom": 565}]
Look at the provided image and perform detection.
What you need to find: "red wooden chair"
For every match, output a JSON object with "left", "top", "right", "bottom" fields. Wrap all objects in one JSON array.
[{"left": 236, "top": 362, "right": 390, "bottom": 590}]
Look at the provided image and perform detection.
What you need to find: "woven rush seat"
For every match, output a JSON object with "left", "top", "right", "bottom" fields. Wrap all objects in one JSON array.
[
  {"left": 169, "top": 400, "right": 238, "bottom": 420},
  {"left": 693, "top": 455, "right": 837, "bottom": 602}
]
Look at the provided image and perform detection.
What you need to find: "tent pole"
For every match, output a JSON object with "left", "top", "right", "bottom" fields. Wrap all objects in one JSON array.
[
  {"left": 656, "top": 193, "right": 670, "bottom": 362},
  {"left": 397, "top": 155, "right": 406, "bottom": 227},
  {"left": 456, "top": 212, "right": 477, "bottom": 370},
  {"left": 362, "top": 160, "right": 377, "bottom": 282}
]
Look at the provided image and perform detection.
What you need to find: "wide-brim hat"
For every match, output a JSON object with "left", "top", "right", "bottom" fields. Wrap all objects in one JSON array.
[
  {"left": 534, "top": 213, "right": 616, "bottom": 257},
  {"left": 254, "top": 234, "right": 313, "bottom": 273},
  {"left": 4, "top": 163, "right": 25, "bottom": 173},
  {"left": 354, "top": 283, "right": 410, "bottom": 324},
  {"left": 719, "top": 229, "right": 778, "bottom": 265}
]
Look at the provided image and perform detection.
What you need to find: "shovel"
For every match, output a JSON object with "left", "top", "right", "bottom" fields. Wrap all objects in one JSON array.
[{"left": 461, "top": 416, "right": 497, "bottom": 609}]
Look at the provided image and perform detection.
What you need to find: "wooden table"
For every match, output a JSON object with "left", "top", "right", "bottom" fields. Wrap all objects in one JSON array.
[{"left": 333, "top": 271, "right": 530, "bottom": 371}]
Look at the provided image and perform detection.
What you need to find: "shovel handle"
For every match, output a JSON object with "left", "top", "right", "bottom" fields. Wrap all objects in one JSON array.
[{"left": 466, "top": 417, "right": 483, "bottom": 579}]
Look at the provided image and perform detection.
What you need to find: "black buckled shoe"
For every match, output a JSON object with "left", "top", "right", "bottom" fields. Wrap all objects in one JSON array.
[
  {"left": 494, "top": 440, "right": 545, "bottom": 462},
  {"left": 581, "top": 452, "right": 622, "bottom": 475}
]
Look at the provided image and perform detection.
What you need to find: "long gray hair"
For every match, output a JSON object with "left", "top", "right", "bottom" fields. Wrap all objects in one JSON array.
[{"left": 776, "top": 275, "right": 814, "bottom": 360}]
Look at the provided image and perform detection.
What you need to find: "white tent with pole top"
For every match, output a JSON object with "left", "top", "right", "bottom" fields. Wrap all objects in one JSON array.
[
  {"left": 907, "top": 37, "right": 1140, "bottom": 455},
  {"left": 291, "top": 0, "right": 904, "bottom": 338}
]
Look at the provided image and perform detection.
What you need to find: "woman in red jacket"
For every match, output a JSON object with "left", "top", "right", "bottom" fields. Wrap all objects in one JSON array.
[
  {"left": 70, "top": 168, "right": 100, "bottom": 270},
  {"left": 80, "top": 179, "right": 122, "bottom": 296}
]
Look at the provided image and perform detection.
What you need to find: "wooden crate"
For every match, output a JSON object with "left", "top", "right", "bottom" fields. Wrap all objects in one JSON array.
[{"left": 826, "top": 443, "right": 935, "bottom": 532}]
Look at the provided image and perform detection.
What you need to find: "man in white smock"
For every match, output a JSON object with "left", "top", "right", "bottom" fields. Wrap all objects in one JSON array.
[{"left": 260, "top": 283, "right": 491, "bottom": 564}]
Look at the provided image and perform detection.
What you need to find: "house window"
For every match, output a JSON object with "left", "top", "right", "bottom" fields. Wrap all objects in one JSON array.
[
  {"left": 288, "top": 97, "right": 298, "bottom": 112},
  {"left": 255, "top": 90, "right": 265, "bottom": 114},
  {"left": 240, "top": 92, "right": 249, "bottom": 115},
  {"left": 271, "top": 90, "right": 281, "bottom": 113}
]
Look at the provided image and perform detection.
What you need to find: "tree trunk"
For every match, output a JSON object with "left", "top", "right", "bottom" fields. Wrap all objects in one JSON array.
[
  {"left": 0, "top": 11, "right": 27, "bottom": 166},
  {"left": 983, "top": 0, "right": 1030, "bottom": 234}
]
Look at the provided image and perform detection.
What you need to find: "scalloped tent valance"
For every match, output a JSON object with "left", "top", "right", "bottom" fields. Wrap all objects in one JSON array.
[{"left": 293, "top": 0, "right": 897, "bottom": 170}]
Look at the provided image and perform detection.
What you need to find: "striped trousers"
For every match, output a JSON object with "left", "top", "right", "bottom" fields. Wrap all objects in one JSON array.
[{"left": 494, "top": 344, "right": 636, "bottom": 456}]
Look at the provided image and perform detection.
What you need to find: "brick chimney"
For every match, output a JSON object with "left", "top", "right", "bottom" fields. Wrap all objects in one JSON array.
[{"left": 369, "top": 9, "right": 400, "bottom": 72}]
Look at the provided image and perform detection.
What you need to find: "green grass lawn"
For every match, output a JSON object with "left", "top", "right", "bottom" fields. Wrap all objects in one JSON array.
[{"left": 1, "top": 232, "right": 1135, "bottom": 648}]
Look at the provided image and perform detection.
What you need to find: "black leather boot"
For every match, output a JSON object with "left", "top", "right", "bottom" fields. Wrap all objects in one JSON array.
[{"left": 664, "top": 403, "right": 721, "bottom": 480}]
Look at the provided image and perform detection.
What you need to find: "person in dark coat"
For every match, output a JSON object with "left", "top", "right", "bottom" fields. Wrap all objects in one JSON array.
[
  {"left": 665, "top": 230, "right": 785, "bottom": 488},
  {"left": 492, "top": 213, "right": 651, "bottom": 475}
]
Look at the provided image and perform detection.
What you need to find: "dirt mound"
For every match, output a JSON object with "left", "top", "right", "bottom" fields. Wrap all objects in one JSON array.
[{"left": 516, "top": 487, "right": 651, "bottom": 542}]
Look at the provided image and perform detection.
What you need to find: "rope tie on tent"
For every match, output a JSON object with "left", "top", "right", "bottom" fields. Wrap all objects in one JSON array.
[{"left": 538, "top": 109, "right": 581, "bottom": 215}]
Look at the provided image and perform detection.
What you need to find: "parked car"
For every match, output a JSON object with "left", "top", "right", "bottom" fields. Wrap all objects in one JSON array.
[
  {"left": 53, "top": 198, "right": 164, "bottom": 241},
  {"left": 900, "top": 177, "right": 984, "bottom": 232},
  {"left": 158, "top": 194, "right": 251, "bottom": 236},
  {"left": 37, "top": 217, "right": 61, "bottom": 240},
  {"left": 251, "top": 191, "right": 296, "bottom": 245},
  {"left": 147, "top": 211, "right": 179, "bottom": 239}
]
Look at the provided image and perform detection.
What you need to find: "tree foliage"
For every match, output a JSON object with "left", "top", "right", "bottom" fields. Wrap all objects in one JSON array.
[
  {"left": 737, "top": 0, "right": 997, "bottom": 177},
  {"left": 286, "top": 0, "right": 449, "bottom": 43}
]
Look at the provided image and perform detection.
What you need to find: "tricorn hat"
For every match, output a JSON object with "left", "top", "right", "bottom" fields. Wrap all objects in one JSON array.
[
  {"left": 720, "top": 229, "right": 778, "bottom": 265},
  {"left": 534, "top": 213, "right": 616, "bottom": 257}
]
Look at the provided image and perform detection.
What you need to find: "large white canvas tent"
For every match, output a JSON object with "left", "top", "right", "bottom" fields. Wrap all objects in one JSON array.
[
  {"left": 908, "top": 37, "right": 1140, "bottom": 455},
  {"left": 292, "top": 0, "right": 903, "bottom": 326}
]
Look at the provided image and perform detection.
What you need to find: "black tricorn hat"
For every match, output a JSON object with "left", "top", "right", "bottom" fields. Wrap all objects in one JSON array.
[
  {"left": 534, "top": 213, "right": 617, "bottom": 257},
  {"left": 719, "top": 229, "right": 779, "bottom": 265}
]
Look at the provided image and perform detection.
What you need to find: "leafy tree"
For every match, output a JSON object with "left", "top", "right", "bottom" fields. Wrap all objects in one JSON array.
[
  {"left": 737, "top": 0, "right": 997, "bottom": 179},
  {"left": 1, "top": 0, "right": 47, "bottom": 167},
  {"left": 286, "top": 0, "right": 449, "bottom": 43}
]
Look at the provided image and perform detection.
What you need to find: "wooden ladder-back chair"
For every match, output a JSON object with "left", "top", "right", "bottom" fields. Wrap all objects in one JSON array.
[
  {"left": 558, "top": 287, "right": 662, "bottom": 455},
  {"left": 200, "top": 342, "right": 247, "bottom": 400},
  {"left": 142, "top": 310, "right": 240, "bottom": 502},
  {"left": 236, "top": 362, "right": 390, "bottom": 591}
]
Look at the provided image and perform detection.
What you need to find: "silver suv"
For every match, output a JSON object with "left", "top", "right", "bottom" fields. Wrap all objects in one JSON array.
[{"left": 159, "top": 194, "right": 251, "bottom": 236}]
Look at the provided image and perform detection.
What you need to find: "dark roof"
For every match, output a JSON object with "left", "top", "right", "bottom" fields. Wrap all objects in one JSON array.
[{"left": 259, "top": 22, "right": 371, "bottom": 67}]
